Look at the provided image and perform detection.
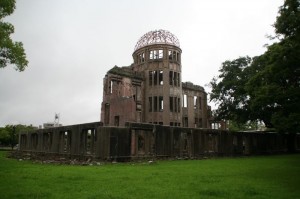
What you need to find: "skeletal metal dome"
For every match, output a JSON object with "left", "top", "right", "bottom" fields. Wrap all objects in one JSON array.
[{"left": 134, "top": 29, "right": 180, "bottom": 51}]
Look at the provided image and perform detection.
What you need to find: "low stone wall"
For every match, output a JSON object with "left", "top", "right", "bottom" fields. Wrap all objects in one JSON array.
[{"left": 18, "top": 122, "right": 300, "bottom": 161}]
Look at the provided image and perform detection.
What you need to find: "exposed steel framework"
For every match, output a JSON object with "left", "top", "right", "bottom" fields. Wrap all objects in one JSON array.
[{"left": 134, "top": 29, "right": 180, "bottom": 51}]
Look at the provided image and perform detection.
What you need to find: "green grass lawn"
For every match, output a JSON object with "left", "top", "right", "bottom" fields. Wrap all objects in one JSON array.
[{"left": 0, "top": 151, "right": 299, "bottom": 199}]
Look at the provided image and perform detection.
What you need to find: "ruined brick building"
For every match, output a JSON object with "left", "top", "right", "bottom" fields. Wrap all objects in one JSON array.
[
  {"left": 101, "top": 30, "right": 210, "bottom": 128},
  {"left": 18, "top": 30, "right": 300, "bottom": 160}
]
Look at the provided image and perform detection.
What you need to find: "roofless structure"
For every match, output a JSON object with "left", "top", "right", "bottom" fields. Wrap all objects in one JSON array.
[
  {"left": 17, "top": 30, "right": 300, "bottom": 161},
  {"left": 101, "top": 29, "right": 210, "bottom": 128}
]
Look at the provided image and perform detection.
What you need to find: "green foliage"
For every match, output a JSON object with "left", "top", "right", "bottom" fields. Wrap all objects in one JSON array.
[
  {"left": 210, "top": 0, "right": 300, "bottom": 133},
  {"left": 228, "top": 120, "right": 262, "bottom": 132},
  {"left": 0, "top": 128, "right": 10, "bottom": 145},
  {"left": 209, "top": 56, "right": 253, "bottom": 124},
  {"left": 0, "top": 124, "right": 35, "bottom": 149},
  {"left": 0, "top": 0, "right": 15, "bottom": 18},
  {"left": 274, "top": 0, "right": 300, "bottom": 39},
  {"left": 0, "top": 151, "right": 300, "bottom": 198},
  {"left": 246, "top": 40, "right": 300, "bottom": 132},
  {"left": 0, "top": 0, "right": 28, "bottom": 71}
]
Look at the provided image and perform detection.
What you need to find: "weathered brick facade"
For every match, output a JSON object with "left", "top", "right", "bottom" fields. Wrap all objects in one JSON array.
[
  {"left": 17, "top": 30, "right": 300, "bottom": 162},
  {"left": 101, "top": 30, "right": 210, "bottom": 128}
]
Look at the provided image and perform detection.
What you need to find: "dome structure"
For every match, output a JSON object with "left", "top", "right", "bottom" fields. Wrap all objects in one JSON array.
[{"left": 134, "top": 29, "right": 180, "bottom": 51}]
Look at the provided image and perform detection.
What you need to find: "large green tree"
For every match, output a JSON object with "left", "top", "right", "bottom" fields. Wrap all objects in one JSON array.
[
  {"left": 0, "top": 124, "right": 35, "bottom": 149},
  {"left": 210, "top": 0, "right": 300, "bottom": 133},
  {"left": 209, "top": 56, "right": 253, "bottom": 125},
  {"left": 0, "top": 0, "right": 28, "bottom": 71}
]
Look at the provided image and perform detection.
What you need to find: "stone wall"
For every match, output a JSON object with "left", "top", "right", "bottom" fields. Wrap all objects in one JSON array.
[{"left": 18, "top": 122, "right": 300, "bottom": 161}]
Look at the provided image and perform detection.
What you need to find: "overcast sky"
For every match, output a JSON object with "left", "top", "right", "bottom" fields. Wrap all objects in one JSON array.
[{"left": 0, "top": 0, "right": 284, "bottom": 127}]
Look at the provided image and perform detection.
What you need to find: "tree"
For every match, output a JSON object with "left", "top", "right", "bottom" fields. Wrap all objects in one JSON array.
[
  {"left": 0, "top": 127, "right": 10, "bottom": 146},
  {"left": 0, "top": 124, "right": 35, "bottom": 149},
  {"left": 228, "top": 120, "right": 263, "bottom": 132},
  {"left": 247, "top": 0, "right": 300, "bottom": 132},
  {"left": 246, "top": 41, "right": 300, "bottom": 132},
  {"left": 0, "top": 0, "right": 28, "bottom": 71},
  {"left": 209, "top": 0, "right": 300, "bottom": 133},
  {"left": 209, "top": 56, "right": 253, "bottom": 124},
  {"left": 274, "top": 0, "right": 300, "bottom": 39}
]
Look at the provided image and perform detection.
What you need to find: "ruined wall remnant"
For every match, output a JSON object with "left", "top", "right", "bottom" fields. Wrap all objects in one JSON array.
[
  {"left": 101, "top": 66, "right": 143, "bottom": 127},
  {"left": 100, "top": 30, "right": 210, "bottom": 127},
  {"left": 17, "top": 30, "right": 300, "bottom": 161},
  {"left": 18, "top": 122, "right": 300, "bottom": 161}
]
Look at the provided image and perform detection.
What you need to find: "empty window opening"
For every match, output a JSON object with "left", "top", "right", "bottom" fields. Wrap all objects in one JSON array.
[
  {"left": 174, "top": 97, "right": 178, "bottom": 112},
  {"left": 151, "top": 96, "right": 164, "bottom": 112},
  {"left": 174, "top": 72, "right": 177, "bottom": 86},
  {"left": 86, "top": 130, "right": 92, "bottom": 154},
  {"left": 168, "top": 50, "right": 172, "bottom": 60},
  {"left": 43, "top": 132, "right": 52, "bottom": 151},
  {"left": 154, "top": 71, "right": 158, "bottom": 85},
  {"left": 92, "top": 129, "right": 96, "bottom": 154},
  {"left": 194, "top": 96, "right": 198, "bottom": 109},
  {"left": 159, "top": 70, "right": 163, "bottom": 85},
  {"left": 149, "top": 71, "right": 153, "bottom": 86},
  {"left": 31, "top": 133, "right": 38, "bottom": 150},
  {"left": 183, "top": 94, "right": 187, "bottom": 107},
  {"left": 154, "top": 96, "right": 158, "bottom": 112},
  {"left": 138, "top": 53, "right": 145, "bottom": 63},
  {"left": 20, "top": 135, "right": 27, "bottom": 150},
  {"left": 170, "top": 97, "right": 174, "bottom": 112},
  {"left": 114, "top": 116, "right": 120, "bottom": 126},
  {"left": 169, "top": 71, "right": 173, "bottom": 85},
  {"left": 168, "top": 50, "right": 180, "bottom": 61},
  {"left": 178, "top": 98, "right": 181, "bottom": 112},
  {"left": 62, "top": 131, "right": 71, "bottom": 153},
  {"left": 172, "top": 51, "right": 176, "bottom": 60},
  {"left": 150, "top": 50, "right": 154, "bottom": 59},
  {"left": 149, "top": 97, "right": 152, "bottom": 112},
  {"left": 154, "top": 50, "right": 159, "bottom": 59},
  {"left": 110, "top": 80, "right": 113, "bottom": 94},
  {"left": 173, "top": 72, "right": 180, "bottom": 87},
  {"left": 158, "top": 49, "right": 163, "bottom": 59},
  {"left": 138, "top": 135, "right": 145, "bottom": 152},
  {"left": 199, "top": 97, "right": 202, "bottom": 109},
  {"left": 183, "top": 117, "right": 188, "bottom": 127},
  {"left": 142, "top": 53, "right": 145, "bottom": 62},
  {"left": 159, "top": 96, "right": 163, "bottom": 111},
  {"left": 169, "top": 96, "right": 180, "bottom": 113},
  {"left": 64, "top": 131, "right": 68, "bottom": 152}
]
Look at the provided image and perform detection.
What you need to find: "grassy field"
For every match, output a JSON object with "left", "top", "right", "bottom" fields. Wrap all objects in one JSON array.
[{"left": 0, "top": 151, "right": 299, "bottom": 199}]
